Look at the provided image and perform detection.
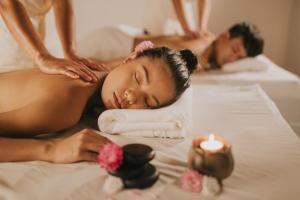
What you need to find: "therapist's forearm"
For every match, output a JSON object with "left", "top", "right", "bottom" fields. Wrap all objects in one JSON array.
[
  {"left": 197, "top": 0, "right": 211, "bottom": 30},
  {"left": 172, "top": 0, "right": 191, "bottom": 33},
  {"left": 53, "top": 0, "right": 76, "bottom": 57},
  {"left": 0, "top": 137, "right": 54, "bottom": 162},
  {"left": 0, "top": 0, "right": 51, "bottom": 61}
]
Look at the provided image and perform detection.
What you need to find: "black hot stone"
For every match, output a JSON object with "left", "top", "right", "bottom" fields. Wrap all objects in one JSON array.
[
  {"left": 108, "top": 162, "right": 147, "bottom": 180},
  {"left": 123, "top": 163, "right": 159, "bottom": 189},
  {"left": 123, "top": 144, "right": 155, "bottom": 165}
]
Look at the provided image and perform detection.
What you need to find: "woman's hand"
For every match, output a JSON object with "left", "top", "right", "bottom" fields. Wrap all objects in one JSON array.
[
  {"left": 36, "top": 54, "right": 105, "bottom": 83},
  {"left": 49, "top": 129, "right": 112, "bottom": 164}
]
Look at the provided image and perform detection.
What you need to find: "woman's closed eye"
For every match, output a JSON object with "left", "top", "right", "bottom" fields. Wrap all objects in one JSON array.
[
  {"left": 134, "top": 71, "right": 149, "bottom": 108},
  {"left": 134, "top": 67, "right": 160, "bottom": 108},
  {"left": 134, "top": 71, "right": 140, "bottom": 85},
  {"left": 232, "top": 46, "right": 238, "bottom": 54},
  {"left": 145, "top": 96, "right": 159, "bottom": 109},
  {"left": 144, "top": 97, "right": 150, "bottom": 108}
]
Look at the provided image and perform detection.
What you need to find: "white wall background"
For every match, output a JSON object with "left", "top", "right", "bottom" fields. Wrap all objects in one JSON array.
[
  {"left": 286, "top": 0, "right": 300, "bottom": 75},
  {"left": 46, "top": 0, "right": 299, "bottom": 75},
  {"left": 73, "top": 0, "right": 174, "bottom": 36},
  {"left": 208, "top": 0, "right": 294, "bottom": 68}
]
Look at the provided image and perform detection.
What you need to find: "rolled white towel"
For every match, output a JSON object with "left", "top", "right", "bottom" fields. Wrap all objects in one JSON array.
[{"left": 98, "top": 87, "right": 193, "bottom": 138}]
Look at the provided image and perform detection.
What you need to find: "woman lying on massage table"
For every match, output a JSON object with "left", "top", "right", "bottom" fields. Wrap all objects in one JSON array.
[{"left": 0, "top": 46, "right": 197, "bottom": 164}]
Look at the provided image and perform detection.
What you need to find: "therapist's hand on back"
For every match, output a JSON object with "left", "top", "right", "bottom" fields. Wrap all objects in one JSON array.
[
  {"left": 36, "top": 53, "right": 106, "bottom": 83},
  {"left": 48, "top": 129, "right": 112, "bottom": 164}
]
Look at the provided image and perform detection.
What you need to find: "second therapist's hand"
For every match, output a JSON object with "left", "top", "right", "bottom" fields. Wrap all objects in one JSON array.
[
  {"left": 199, "top": 30, "right": 215, "bottom": 42},
  {"left": 183, "top": 29, "right": 201, "bottom": 39},
  {"left": 36, "top": 54, "right": 101, "bottom": 83}
]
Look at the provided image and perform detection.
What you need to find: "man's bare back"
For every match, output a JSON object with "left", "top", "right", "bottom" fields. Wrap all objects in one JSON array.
[{"left": 133, "top": 34, "right": 215, "bottom": 56}]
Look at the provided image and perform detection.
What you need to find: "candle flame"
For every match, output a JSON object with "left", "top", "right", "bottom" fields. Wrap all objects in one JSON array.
[
  {"left": 208, "top": 134, "right": 215, "bottom": 141},
  {"left": 200, "top": 134, "right": 224, "bottom": 152}
]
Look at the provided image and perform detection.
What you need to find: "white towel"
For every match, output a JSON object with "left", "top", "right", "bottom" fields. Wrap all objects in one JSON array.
[{"left": 98, "top": 87, "right": 193, "bottom": 138}]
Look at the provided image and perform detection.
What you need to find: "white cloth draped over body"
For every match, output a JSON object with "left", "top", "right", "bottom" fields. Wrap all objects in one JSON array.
[{"left": 0, "top": 0, "right": 53, "bottom": 73}]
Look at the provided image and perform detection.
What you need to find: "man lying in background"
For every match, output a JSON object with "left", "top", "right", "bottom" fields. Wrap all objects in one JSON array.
[{"left": 133, "top": 22, "right": 264, "bottom": 72}]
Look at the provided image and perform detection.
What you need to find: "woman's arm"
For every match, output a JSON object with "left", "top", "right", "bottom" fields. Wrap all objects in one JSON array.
[
  {"left": 0, "top": 93, "right": 112, "bottom": 163},
  {"left": 0, "top": 137, "right": 53, "bottom": 162},
  {"left": 53, "top": 0, "right": 106, "bottom": 74},
  {"left": 0, "top": 129, "right": 111, "bottom": 163},
  {"left": 0, "top": 0, "right": 98, "bottom": 82}
]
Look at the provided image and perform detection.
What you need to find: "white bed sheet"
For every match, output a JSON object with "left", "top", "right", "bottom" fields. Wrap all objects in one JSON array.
[{"left": 0, "top": 85, "right": 300, "bottom": 200}]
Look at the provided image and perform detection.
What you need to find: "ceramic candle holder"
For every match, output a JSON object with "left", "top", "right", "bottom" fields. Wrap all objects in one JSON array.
[{"left": 188, "top": 135, "right": 234, "bottom": 180}]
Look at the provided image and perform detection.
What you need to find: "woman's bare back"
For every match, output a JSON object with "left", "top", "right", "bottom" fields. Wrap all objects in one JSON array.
[{"left": 0, "top": 68, "right": 105, "bottom": 135}]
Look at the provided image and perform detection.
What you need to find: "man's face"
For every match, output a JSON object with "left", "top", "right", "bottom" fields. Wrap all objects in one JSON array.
[
  {"left": 214, "top": 32, "right": 248, "bottom": 66},
  {"left": 101, "top": 56, "right": 176, "bottom": 109}
]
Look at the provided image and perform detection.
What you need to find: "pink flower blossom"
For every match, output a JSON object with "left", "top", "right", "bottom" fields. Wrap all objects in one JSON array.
[
  {"left": 97, "top": 143, "right": 123, "bottom": 172},
  {"left": 134, "top": 40, "right": 154, "bottom": 53},
  {"left": 180, "top": 169, "right": 203, "bottom": 193}
]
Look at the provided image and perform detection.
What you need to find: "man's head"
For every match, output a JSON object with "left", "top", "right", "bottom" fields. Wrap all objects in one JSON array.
[
  {"left": 211, "top": 22, "right": 264, "bottom": 66},
  {"left": 101, "top": 47, "right": 197, "bottom": 109}
]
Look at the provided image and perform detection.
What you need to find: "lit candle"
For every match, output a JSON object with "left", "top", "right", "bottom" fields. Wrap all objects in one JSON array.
[{"left": 200, "top": 134, "right": 224, "bottom": 152}]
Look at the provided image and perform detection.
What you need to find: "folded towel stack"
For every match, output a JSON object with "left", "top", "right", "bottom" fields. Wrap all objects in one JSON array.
[{"left": 98, "top": 87, "right": 193, "bottom": 138}]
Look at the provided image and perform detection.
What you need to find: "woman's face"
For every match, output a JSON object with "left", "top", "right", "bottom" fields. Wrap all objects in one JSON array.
[{"left": 101, "top": 56, "right": 176, "bottom": 109}]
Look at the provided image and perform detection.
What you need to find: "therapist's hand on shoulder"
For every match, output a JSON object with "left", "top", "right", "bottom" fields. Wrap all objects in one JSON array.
[
  {"left": 65, "top": 52, "right": 108, "bottom": 73},
  {"left": 48, "top": 129, "right": 112, "bottom": 164},
  {"left": 36, "top": 53, "right": 106, "bottom": 83}
]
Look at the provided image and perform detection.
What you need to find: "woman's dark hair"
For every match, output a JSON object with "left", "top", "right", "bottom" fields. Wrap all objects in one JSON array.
[
  {"left": 137, "top": 47, "right": 197, "bottom": 106},
  {"left": 229, "top": 22, "right": 264, "bottom": 57}
]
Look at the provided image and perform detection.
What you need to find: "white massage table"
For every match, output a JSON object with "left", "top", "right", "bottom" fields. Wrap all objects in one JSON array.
[
  {"left": 191, "top": 55, "right": 300, "bottom": 136},
  {"left": 1, "top": 85, "right": 299, "bottom": 200}
]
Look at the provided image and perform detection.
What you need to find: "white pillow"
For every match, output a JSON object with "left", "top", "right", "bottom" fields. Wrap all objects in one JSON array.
[{"left": 222, "top": 56, "right": 268, "bottom": 72}]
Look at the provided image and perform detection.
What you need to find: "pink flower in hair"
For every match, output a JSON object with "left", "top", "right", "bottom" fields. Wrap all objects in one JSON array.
[
  {"left": 97, "top": 143, "right": 123, "bottom": 172},
  {"left": 134, "top": 40, "right": 154, "bottom": 53},
  {"left": 180, "top": 169, "right": 203, "bottom": 193}
]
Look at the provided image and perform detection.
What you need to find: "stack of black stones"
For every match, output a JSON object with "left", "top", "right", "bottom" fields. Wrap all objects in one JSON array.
[{"left": 109, "top": 143, "right": 159, "bottom": 189}]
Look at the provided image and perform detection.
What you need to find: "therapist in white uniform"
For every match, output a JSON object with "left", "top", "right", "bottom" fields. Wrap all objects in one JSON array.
[{"left": 0, "top": 0, "right": 104, "bottom": 83}]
